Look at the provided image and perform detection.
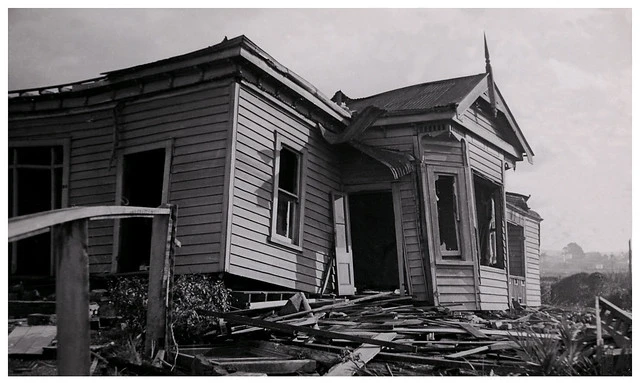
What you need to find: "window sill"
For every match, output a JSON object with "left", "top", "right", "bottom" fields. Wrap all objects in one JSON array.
[
  {"left": 479, "top": 265, "right": 506, "bottom": 273},
  {"left": 268, "top": 235, "right": 303, "bottom": 252},
  {"left": 435, "top": 259, "right": 475, "bottom": 266}
]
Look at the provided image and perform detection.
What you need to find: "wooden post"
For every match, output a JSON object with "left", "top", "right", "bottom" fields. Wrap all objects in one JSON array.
[
  {"left": 54, "top": 219, "right": 90, "bottom": 375},
  {"left": 144, "top": 209, "right": 171, "bottom": 358},
  {"left": 595, "top": 296, "right": 603, "bottom": 347}
]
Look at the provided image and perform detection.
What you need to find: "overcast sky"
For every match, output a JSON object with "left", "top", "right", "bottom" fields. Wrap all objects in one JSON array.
[{"left": 7, "top": 8, "right": 632, "bottom": 253}]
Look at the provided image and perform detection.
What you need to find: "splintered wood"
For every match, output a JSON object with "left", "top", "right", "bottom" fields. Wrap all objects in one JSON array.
[{"left": 186, "top": 292, "right": 615, "bottom": 376}]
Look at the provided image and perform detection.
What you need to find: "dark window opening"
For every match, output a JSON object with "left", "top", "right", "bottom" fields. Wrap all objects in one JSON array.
[
  {"left": 118, "top": 148, "right": 165, "bottom": 273},
  {"left": 473, "top": 174, "right": 504, "bottom": 268},
  {"left": 508, "top": 223, "right": 526, "bottom": 277},
  {"left": 349, "top": 192, "right": 399, "bottom": 292},
  {"left": 278, "top": 148, "right": 298, "bottom": 194},
  {"left": 8, "top": 146, "right": 64, "bottom": 276},
  {"left": 275, "top": 146, "right": 300, "bottom": 244},
  {"left": 435, "top": 174, "right": 460, "bottom": 254}
]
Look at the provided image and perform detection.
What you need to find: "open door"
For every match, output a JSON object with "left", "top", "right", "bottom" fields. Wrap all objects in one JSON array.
[{"left": 332, "top": 192, "right": 355, "bottom": 295}]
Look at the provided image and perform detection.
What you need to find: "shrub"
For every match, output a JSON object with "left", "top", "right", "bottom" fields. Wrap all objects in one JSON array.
[
  {"left": 170, "top": 274, "right": 231, "bottom": 344},
  {"left": 107, "top": 276, "right": 148, "bottom": 335},
  {"left": 106, "top": 273, "right": 231, "bottom": 346}
]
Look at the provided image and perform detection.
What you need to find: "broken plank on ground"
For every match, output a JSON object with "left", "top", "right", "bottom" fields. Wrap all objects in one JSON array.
[
  {"left": 8, "top": 325, "right": 57, "bottom": 356},
  {"left": 458, "top": 322, "right": 490, "bottom": 339},
  {"left": 193, "top": 353, "right": 316, "bottom": 375},
  {"left": 325, "top": 332, "right": 397, "bottom": 376}
]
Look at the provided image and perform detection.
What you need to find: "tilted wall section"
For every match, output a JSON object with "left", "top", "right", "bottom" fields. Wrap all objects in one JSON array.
[
  {"left": 9, "top": 79, "right": 233, "bottom": 274},
  {"left": 226, "top": 82, "right": 341, "bottom": 293}
]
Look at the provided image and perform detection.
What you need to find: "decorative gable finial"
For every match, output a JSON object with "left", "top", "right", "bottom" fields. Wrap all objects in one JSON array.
[{"left": 484, "top": 33, "right": 498, "bottom": 118}]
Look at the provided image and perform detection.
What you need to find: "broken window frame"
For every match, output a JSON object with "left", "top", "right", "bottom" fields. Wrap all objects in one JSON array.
[
  {"left": 426, "top": 165, "right": 473, "bottom": 264},
  {"left": 112, "top": 140, "right": 173, "bottom": 273},
  {"left": 8, "top": 139, "right": 70, "bottom": 276},
  {"left": 269, "top": 132, "right": 306, "bottom": 250},
  {"left": 472, "top": 172, "right": 506, "bottom": 270},
  {"left": 434, "top": 173, "right": 462, "bottom": 257}
]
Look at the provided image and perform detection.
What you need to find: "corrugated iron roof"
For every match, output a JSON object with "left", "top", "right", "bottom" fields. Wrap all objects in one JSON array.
[{"left": 342, "top": 73, "right": 487, "bottom": 114}]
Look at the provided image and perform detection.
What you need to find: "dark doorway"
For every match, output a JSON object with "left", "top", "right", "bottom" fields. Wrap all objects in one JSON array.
[
  {"left": 348, "top": 191, "right": 399, "bottom": 292},
  {"left": 118, "top": 148, "right": 166, "bottom": 272}
]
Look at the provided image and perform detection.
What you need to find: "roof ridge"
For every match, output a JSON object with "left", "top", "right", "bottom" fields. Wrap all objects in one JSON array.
[{"left": 346, "top": 72, "right": 487, "bottom": 102}]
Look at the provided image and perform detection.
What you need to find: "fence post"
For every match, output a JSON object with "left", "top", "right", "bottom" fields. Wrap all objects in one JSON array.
[
  {"left": 144, "top": 205, "right": 176, "bottom": 358},
  {"left": 54, "top": 219, "right": 90, "bottom": 375}
]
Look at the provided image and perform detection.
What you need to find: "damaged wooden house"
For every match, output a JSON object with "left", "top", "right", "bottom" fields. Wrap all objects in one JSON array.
[{"left": 8, "top": 35, "right": 542, "bottom": 310}]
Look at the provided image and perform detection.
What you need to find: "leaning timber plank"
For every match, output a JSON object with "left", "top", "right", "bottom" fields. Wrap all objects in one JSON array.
[
  {"left": 198, "top": 310, "right": 416, "bottom": 352},
  {"left": 231, "top": 314, "right": 321, "bottom": 335},
  {"left": 458, "top": 322, "right": 490, "bottom": 339},
  {"left": 325, "top": 332, "right": 397, "bottom": 376},
  {"left": 393, "top": 327, "right": 560, "bottom": 339},
  {"left": 445, "top": 341, "right": 518, "bottom": 359},
  {"left": 293, "top": 342, "right": 505, "bottom": 371},
  {"left": 272, "top": 292, "right": 395, "bottom": 321}
]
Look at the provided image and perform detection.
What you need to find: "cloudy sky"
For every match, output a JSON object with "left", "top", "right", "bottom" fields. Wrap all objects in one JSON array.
[{"left": 7, "top": 8, "right": 632, "bottom": 253}]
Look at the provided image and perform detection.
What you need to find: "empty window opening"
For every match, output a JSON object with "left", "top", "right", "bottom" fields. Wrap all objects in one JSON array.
[
  {"left": 473, "top": 174, "right": 504, "bottom": 269},
  {"left": 348, "top": 192, "right": 399, "bottom": 292},
  {"left": 275, "top": 146, "right": 301, "bottom": 244},
  {"left": 9, "top": 146, "right": 64, "bottom": 276},
  {"left": 118, "top": 148, "right": 165, "bottom": 272},
  {"left": 435, "top": 174, "right": 460, "bottom": 254},
  {"left": 508, "top": 223, "right": 526, "bottom": 277}
]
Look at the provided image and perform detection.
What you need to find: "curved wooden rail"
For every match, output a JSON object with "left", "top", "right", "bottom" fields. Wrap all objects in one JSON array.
[
  {"left": 9, "top": 205, "right": 171, "bottom": 243},
  {"left": 8, "top": 205, "right": 177, "bottom": 376}
]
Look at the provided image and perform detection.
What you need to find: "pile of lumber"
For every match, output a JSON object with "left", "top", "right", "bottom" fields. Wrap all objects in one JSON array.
[{"left": 161, "top": 291, "right": 615, "bottom": 376}]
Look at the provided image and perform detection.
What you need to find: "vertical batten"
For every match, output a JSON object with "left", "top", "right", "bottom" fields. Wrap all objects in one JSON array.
[{"left": 221, "top": 81, "right": 241, "bottom": 272}]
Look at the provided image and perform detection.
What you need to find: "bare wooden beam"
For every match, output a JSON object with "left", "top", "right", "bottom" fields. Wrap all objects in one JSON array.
[
  {"left": 9, "top": 205, "right": 171, "bottom": 242},
  {"left": 54, "top": 219, "right": 90, "bottom": 375},
  {"left": 145, "top": 205, "right": 177, "bottom": 357}
]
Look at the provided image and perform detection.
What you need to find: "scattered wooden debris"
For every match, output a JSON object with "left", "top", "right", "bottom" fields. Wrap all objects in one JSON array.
[{"left": 9, "top": 290, "right": 632, "bottom": 376}]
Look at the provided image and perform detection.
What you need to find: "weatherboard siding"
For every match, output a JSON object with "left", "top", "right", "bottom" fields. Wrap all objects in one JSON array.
[
  {"left": 524, "top": 216, "right": 542, "bottom": 306},
  {"left": 227, "top": 83, "right": 340, "bottom": 293},
  {"left": 435, "top": 265, "right": 476, "bottom": 310},
  {"left": 478, "top": 266, "right": 509, "bottom": 310},
  {"left": 9, "top": 80, "right": 233, "bottom": 274},
  {"left": 465, "top": 134, "right": 503, "bottom": 184}
]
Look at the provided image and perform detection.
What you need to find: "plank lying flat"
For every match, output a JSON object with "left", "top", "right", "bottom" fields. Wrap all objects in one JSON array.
[
  {"left": 325, "top": 332, "right": 397, "bottom": 376},
  {"left": 210, "top": 359, "right": 317, "bottom": 374},
  {"left": 8, "top": 326, "right": 57, "bottom": 355}
]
